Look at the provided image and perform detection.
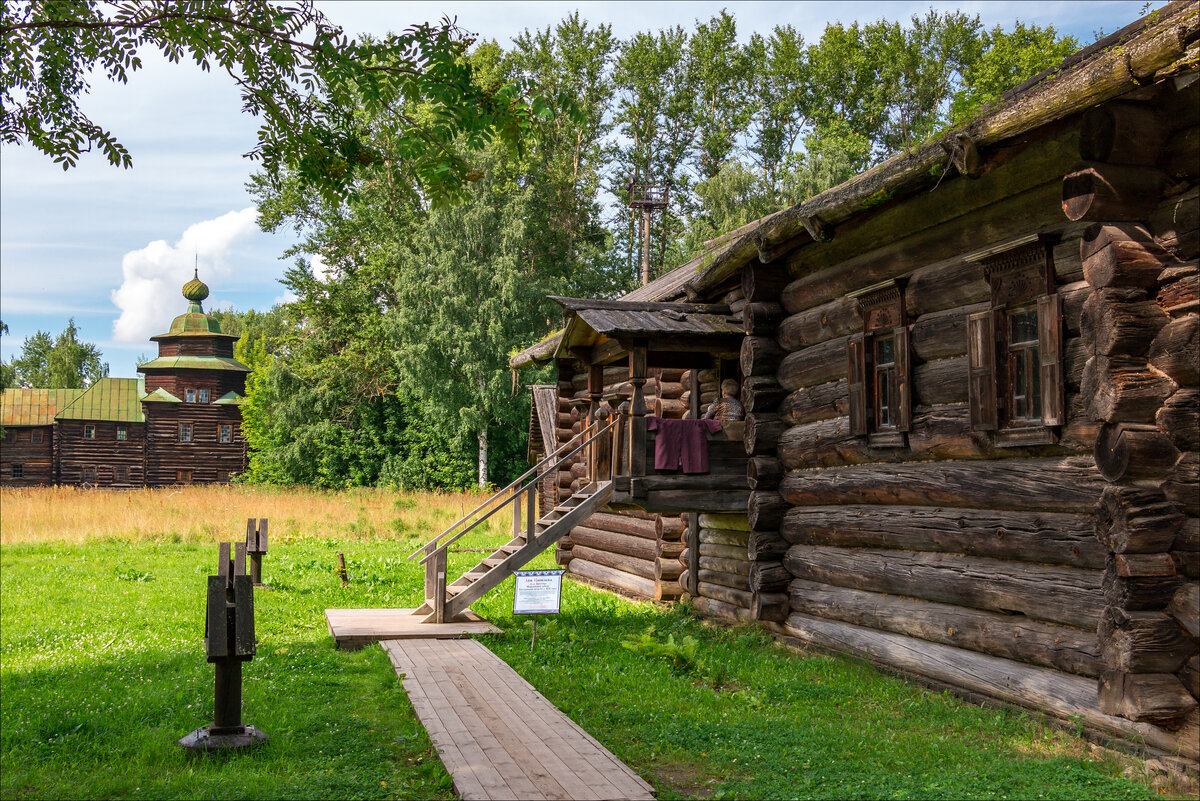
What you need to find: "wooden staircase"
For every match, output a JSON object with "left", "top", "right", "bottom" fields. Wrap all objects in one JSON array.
[{"left": 409, "top": 419, "right": 617, "bottom": 625}]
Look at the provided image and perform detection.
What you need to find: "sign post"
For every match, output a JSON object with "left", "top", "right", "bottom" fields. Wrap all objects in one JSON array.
[{"left": 512, "top": 569, "right": 564, "bottom": 652}]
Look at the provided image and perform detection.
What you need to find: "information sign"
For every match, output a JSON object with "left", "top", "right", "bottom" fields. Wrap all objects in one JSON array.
[{"left": 513, "top": 569, "right": 564, "bottom": 615}]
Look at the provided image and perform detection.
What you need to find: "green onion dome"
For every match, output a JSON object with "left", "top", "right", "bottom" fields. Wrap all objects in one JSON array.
[{"left": 182, "top": 269, "right": 210, "bottom": 304}]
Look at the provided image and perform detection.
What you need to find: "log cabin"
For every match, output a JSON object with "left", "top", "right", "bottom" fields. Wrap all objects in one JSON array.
[
  {"left": 1, "top": 272, "right": 249, "bottom": 487},
  {"left": 511, "top": 2, "right": 1200, "bottom": 764}
]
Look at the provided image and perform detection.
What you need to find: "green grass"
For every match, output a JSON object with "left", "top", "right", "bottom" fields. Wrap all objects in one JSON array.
[{"left": 1, "top": 529, "right": 1180, "bottom": 800}]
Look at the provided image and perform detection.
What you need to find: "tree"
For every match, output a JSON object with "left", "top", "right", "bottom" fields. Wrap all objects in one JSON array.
[
  {"left": 0, "top": 0, "right": 546, "bottom": 204},
  {"left": 7, "top": 319, "right": 108, "bottom": 388}
]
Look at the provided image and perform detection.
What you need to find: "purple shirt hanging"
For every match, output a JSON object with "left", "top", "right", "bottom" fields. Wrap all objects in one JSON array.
[{"left": 646, "top": 417, "right": 722, "bottom": 474}]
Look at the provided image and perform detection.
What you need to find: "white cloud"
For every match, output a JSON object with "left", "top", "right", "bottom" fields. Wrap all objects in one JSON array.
[
  {"left": 311, "top": 253, "right": 334, "bottom": 282},
  {"left": 111, "top": 208, "right": 258, "bottom": 342}
]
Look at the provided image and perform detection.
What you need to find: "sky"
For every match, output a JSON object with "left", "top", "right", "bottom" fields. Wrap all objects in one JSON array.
[{"left": 0, "top": 1, "right": 1163, "bottom": 377}]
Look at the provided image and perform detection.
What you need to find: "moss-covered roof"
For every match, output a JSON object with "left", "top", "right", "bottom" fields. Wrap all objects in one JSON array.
[
  {"left": 138, "top": 355, "right": 251, "bottom": 372},
  {"left": 56, "top": 378, "right": 146, "bottom": 423},
  {"left": 1, "top": 388, "right": 84, "bottom": 426},
  {"left": 141, "top": 387, "right": 182, "bottom": 403},
  {"left": 213, "top": 391, "right": 244, "bottom": 405}
]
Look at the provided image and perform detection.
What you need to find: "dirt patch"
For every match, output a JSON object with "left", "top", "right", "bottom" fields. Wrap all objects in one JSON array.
[{"left": 647, "top": 756, "right": 721, "bottom": 799}]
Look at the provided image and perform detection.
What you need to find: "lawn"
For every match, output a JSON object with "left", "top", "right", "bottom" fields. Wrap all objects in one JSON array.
[{"left": 0, "top": 486, "right": 1186, "bottom": 799}]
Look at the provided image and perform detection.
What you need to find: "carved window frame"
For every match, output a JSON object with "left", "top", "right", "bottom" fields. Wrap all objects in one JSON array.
[
  {"left": 848, "top": 280, "right": 911, "bottom": 448},
  {"left": 967, "top": 235, "right": 1064, "bottom": 448},
  {"left": 179, "top": 422, "right": 193, "bottom": 443},
  {"left": 83, "top": 424, "right": 96, "bottom": 440}
]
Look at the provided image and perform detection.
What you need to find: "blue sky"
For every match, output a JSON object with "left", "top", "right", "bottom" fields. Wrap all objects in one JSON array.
[{"left": 0, "top": 1, "right": 1161, "bottom": 377}]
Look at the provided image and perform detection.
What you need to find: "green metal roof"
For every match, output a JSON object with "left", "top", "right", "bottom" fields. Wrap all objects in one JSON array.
[
  {"left": 56, "top": 378, "right": 146, "bottom": 423},
  {"left": 167, "top": 308, "right": 225, "bottom": 335},
  {"left": 213, "top": 391, "right": 244, "bottom": 405},
  {"left": 138, "top": 355, "right": 250, "bottom": 373},
  {"left": 1, "top": 388, "right": 84, "bottom": 426},
  {"left": 141, "top": 387, "right": 182, "bottom": 403}
]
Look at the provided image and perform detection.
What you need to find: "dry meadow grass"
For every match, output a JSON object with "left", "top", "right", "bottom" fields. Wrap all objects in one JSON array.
[{"left": 0, "top": 484, "right": 515, "bottom": 546}]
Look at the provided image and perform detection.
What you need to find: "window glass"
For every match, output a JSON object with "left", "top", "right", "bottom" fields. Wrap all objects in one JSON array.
[
  {"left": 31, "top": 430, "right": 43, "bottom": 445},
  {"left": 186, "top": 389, "right": 196, "bottom": 403},
  {"left": 116, "top": 426, "right": 127, "bottom": 441},
  {"left": 198, "top": 389, "right": 209, "bottom": 403},
  {"left": 219, "top": 424, "right": 232, "bottom": 444},
  {"left": 83, "top": 467, "right": 96, "bottom": 483},
  {"left": 12, "top": 464, "right": 23, "bottom": 478},
  {"left": 115, "top": 465, "right": 127, "bottom": 482},
  {"left": 1010, "top": 309, "right": 1038, "bottom": 345},
  {"left": 84, "top": 424, "right": 95, "bottom": 439},
  {"left": 180, "top": 423, "right": 193, "bottom": 442},
  {"left": 1008, "top": 307, "right": 1042, "bottom": 423}
]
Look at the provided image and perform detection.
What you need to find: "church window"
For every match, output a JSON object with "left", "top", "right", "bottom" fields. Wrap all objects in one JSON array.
[
  {"left": 186, "top": 389, "right": 196, "bottom": 403},
  {"left": 198, "top": 389, "right": 209, "bottom": 403},
  {"left": 180, "top": 423, "right": 193, "bottom": 442},
  {"left": 116, "top": 426, "right": 127, "bottom": 441},
  {"left": 12, "top": 464, "right": 23, "bottom": 478},
  {"left": 84, "top": 424, "right": 96, "bottom": 440},
  {"left": 31, "top": 430, "right": 43, "bottom": 445},
  {"left": 219, "top": 424, "right": 232, "bottom": 444}
]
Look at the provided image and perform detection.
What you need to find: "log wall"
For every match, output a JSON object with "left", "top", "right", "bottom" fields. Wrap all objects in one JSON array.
[
  {"left": 0, "top": 425, "right": 56, "bottom": 485},
  {"left": 56, "top": 420, "right": 147, "bottom": 487},
  {"left": 143, "top": 404, "right": 246, "bottom": 486}
]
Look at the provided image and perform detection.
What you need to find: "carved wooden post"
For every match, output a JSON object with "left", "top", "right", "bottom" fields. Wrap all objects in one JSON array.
[
  {"left": 588, "top": 363, "right": 603, "bottom": 482},
  {"left": 616, "top": 400, "right": 630, "bottom": 477},
  {"left": 629, "top": 344, "right": 648, "bottom": 477}
]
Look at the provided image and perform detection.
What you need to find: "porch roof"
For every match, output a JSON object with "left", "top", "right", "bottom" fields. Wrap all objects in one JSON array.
[{"left": 550, "top": 297, "right": 743, "bottom": 364}]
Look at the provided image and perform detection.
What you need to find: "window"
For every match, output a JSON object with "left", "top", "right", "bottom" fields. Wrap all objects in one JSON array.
[
  {"left": 217, "top": 470, "right": 230, "bottom": 483},
  {"left": 186, "top": 389, "right": 196, "bottom": 403},
  {"left": 177, "top": 470, "right": 192, "bottom": 484},
  {"left": 968, "top": 235, "right": 1064, "bottom": 447},
  {"left": 11, "top": 464, "right": 23, "bottom": 478},
  {"left": 31, "top": 430, "right": 43, "bottom": 445},
  {"left": 179, "top": 422, "right": 193, "bottom": 442},
  {"left": 219, "top": 424, "right": 232, "bottom": 444},
  {"left": 83, "top": 424, "right": 96, "bottom": 440},
  {"left": 198, "top": 389, "right": 209, "bottom": 403},
  {"left": 114, "top": 465, "right": 127, "bottom": 483},
  {"left": 848, "top": 281, "right": 911, "bottom": 448},
  {"left": 116, "top": 426, "right": 127, "bottom": 441},
  {"left": 82, "top": 466, "right": 97, "bottom": 484}
]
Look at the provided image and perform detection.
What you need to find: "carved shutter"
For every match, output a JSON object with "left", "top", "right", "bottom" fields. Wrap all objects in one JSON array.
[
  {"left": 967, "top": 311, "right": 997, "bottom": 431},
  {"left": 894, "top": 325, "right": 912, "bottom": 433},
  {"left": 847, "top": 334, "right": 868, "bottom": 436},
  {"left": 1037, "top": 293, "right": 1065, "bottom": 426}
]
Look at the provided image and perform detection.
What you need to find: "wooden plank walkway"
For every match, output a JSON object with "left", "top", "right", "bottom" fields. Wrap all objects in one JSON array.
[
  {"left": 382, "top": 638, "right": 656, "bottom": 801},
  {"left": 326, "top": 608, "right": 501, "bottom": 650}
]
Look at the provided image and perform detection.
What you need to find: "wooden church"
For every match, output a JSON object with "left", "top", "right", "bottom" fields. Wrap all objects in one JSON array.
[{"left": 0, "top": 272, "right": 249, "bottom": 487}]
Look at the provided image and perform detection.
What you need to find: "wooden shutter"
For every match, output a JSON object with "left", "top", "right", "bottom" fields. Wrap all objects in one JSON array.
[
  {"left": 967, "top": 311, "right": 998, "bottom": 431},
  {"left": 1037, "top": 293, "right": 1065, "bottom": 426},
  {"left": 894, "top": 325, "right": 912, "bottom": 433},
  {"left": 847, "top": 334, "right": 868, "bottom": 435}
]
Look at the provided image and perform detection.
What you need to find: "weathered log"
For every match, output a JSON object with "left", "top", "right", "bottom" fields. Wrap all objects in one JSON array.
[
  {"left": 657, "top": 515, "right": 685, "bottom": 540},
  {"left": 1094, "top": 423, "right": 1181, "bottom": 483},
  {"left": 1178, "top": 655, "right": 1200, "bottom": 701},
  {"left": 749, "top": 561, "right": 790, "bottom": 593},
  {"left": 777, "top": 298, "right": 860, "bottom": 352},
  {"left": 691, "top": 594, "right": 755, "bottom": 623},
  {"left": 1103, "top": 566, "right": 1185, "bottom": 611},
  {"left": 654, "top": 556, "right": 684, "bottom": 582},
  {"left": 724, "top": 286, "right": 745, "bottom": 306},
  {"left": 654, "top": 578, "right": 682, "bottom": 601},
  {"left": 1081, "top": 290, "right": 1169, "bottom": 356},
  {"left": 1109, "top": 553, "right": 1176, "bottom": 577},
  {"left": 1175, "top": 518, "right": 1200, "bottom": 554},
  {"left": 1062, "top": 163, "right": 1168, "bottom": 222},
  {"left": 748, "top": 491, "right": 787, "bottom": 531},
  {"left": 1100, "top": 606, "right": 1196, "bottom": 674},
  {"left": 1161, "top": 124, "right": 1199, "bottom": 181},
  {"left": 1067, "top": 337, "right": 1088, "bottom": 388},
  {"left": 657, "top": 540, "right": 685, "bottom": 559},
  {"left": 1082, "top": 355, "right": 1178, "bottom": 424},
  {"left": 780, "top": 456, "right": 1107, "bottom": 513},
  {"left": 784, "top": 544, "right": 1102, "bottom": 630},
  {"left": 1150, "top": 185, "right": 1199, "bottom": 260},
  {"left": 744, "top": 303, "right": 785, "bottom": 336},
  {"left": 569, "top": 558, "right": 656, "bottom": 598},
  {"left": 557, "top": 471, "right": 573, "bottom": 489},
  {"left": 743, "top": 384, "right": 788, "bottom": 414},
  {"left": 910, "top": 303, "right": 986, "bottom": 361},
  {"left": 699, "top": 555, "right": 751, "bottom": 577},
  {"left": 699, "top": 527, "right": 750, "bottom": 547},
  {"left": 741, "top": 336, "right": 786, "bottom": 377},
  {"left": 1061, "top": 281, "right": 1092, "bottom": 334},
  {"left": 1148, "top": 313, "right": 1199, "bottom": 385},
  {"left": 1172, "top": 549, "right": 1200, "bottom": 581},
  {"left": 586, "top": 511, "right": 659, "bottom": 539},
  {"left": 752, "top": 591, "right": 790, "bottom": 623},
  {"left": 778, "top": 379, "right": 849, "bottom": 425},
  {"left": 748, "top": 529, "right": 789, "bottom": 561},
  {"left": 697, "top": 568, "right": 750, "bottom": 591},
  {"left": 699, "top": 542, "right": 749, "bottom": 561},
  {"left": 569, "top": 461, "right": 588, "bottom": 479},
  {"left": 1157, "top": 262, "right": 1199, "bottom": 316},
  {"left": 903, "top": 259, "right": 990, "bottom": 318},
  {"left": 777, "top": 337, "right": 847, "bottom": 391},
  {"left": 654, "top": 398, "right": 686, "bottom": 417},
  {"left": 1081, "top": 224, "right": 1170, "bottom": 288},
  {"left": 784, "top": 612, "right": 1198, "bottom": 759},
  {"left": 698, "top": 513, "right": 751, "bottom": 532},
  {"left": 1163, "top": 452, "right": 1200, "bottom": 516},
  {"left": 742, "top": 265, "right": 790, "bottom": 303},
  {"left": 745, "top": 414, "right": 786, "bottom": 456},
  {"left": 657, "top": 368, "right": 687, "bottom": 383},
  {"left": 657, "top": 380, "right": 685, "bottom": 399},
  {"left": 570, "top": 526, "right": 657, "bottom": 560},
  {"left": 747, "top": 456, "right": 782, "bottom": 491},
  {"left": 782, "top": 504, "right": 1105, "bottom": 569},
  {"left": 1167, "top": 582, "right": 1200, "bottom": 639},
  {"left": 787, "top": 578, "right": 1102, "bottom": 677},
  {"left": 1098, "top": 671, "right": 1198, "bottom": 727},
  {"left": 1079, "top": 102, "right": 1168, "bottom": 165},
  {"left": 1095, "top": 485, "right": 1185, "bottom": 554},
  {"left": 699, "top": 581, "right": 754, "bottom": 610},
  {"left": 913, "top": 356, "right": 969, "bottom": 406},
  {"left": 570, "top": 544, "right": 656, "bottom": 581}
]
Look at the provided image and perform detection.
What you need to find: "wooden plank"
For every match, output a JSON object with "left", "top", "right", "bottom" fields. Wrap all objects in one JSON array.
[{"left": 382, "top": 638, "right": 654, "bottom": 801}]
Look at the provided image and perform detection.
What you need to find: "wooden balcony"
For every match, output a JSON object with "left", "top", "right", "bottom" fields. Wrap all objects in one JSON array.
[{"left": 609, "top": 421, "right": 750, "bottom": 513}]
